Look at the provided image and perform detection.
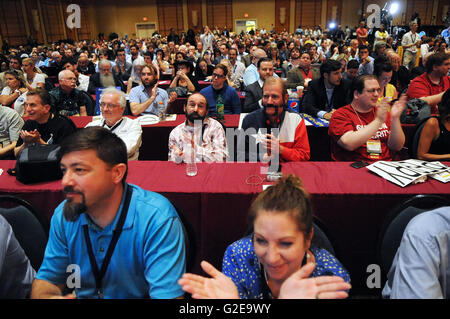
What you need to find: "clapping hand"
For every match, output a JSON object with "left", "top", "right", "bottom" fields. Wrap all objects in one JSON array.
[
  {"left": 376, "top": 97, "right": 390, "bottom": 123},
  {"left": 20, "top": 129, "right": 41, "bottom": 145},
  {"left": 390, "top": 94, "right": 407, "bottom": 119},
  {"left": 169, "top": 91, "right": 178, "bottom": 103},
  {"left": 178, "top": 261, "right": 239, "bottom": 299},
  {"left": 279, "top": 263, "right": 351, "bottom": 299}
]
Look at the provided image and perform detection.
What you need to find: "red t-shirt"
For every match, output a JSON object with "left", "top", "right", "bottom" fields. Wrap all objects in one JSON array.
[
  {"left": 328, "top": 104, "right": 392, "bottom": 162},
  {"left": 356, "top": 27, "right": 368, "bottom": 45},
  {"left": 406, "top": 72, "right": 450, "bottom": 113}
]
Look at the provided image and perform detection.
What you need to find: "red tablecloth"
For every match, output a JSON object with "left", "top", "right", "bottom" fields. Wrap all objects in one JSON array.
[{"left": 1, "top": 160, "right": 448, "bottom": 294}]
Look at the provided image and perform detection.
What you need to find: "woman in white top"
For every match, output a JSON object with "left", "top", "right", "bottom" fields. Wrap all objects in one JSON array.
[
  {"left": 0, "top": 69, "right": 28, "bottom": 116},
  {"left": 21, "top": 58, "right": 45, "bottom": 90}
]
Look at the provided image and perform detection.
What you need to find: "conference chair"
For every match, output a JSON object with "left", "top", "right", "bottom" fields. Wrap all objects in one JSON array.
[
  {"left": 0, "top": 195, "right": 49, "bottom": 271},
  {"left": 377, "top": 194, "right": 450, "bottom": 281},
  {"left": 409, "top": 116, "right": 433, "bottom": 159},
  {"left": 167, "top": 199, "right": 197, "bottom": 274}
]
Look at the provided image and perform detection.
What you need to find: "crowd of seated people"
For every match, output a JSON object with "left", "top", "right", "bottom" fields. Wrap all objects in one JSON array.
[
  {"left": 0, "top": 20, "right": 449, "bottom": 164},
  {"left": 0, "top": 19, "right": 449, "bottom": 300}
]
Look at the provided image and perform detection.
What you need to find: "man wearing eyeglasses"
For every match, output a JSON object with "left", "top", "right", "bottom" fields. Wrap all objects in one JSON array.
[
  {"left": 328, "top": 75, "right": 407, "bottom": 162},
  {"left": 199, "top": 64, "right": 241, "bottom": 116},
  {"left": 85, "top": 87, "right": 142, "bottom": 160},
  {"left": 49, "top": 70, "right": 91, "bottom": 116}
]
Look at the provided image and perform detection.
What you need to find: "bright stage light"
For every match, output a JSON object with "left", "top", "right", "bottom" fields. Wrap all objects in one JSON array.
[{"left": 389, "top": 3, "right": 399, "bottom": 15}]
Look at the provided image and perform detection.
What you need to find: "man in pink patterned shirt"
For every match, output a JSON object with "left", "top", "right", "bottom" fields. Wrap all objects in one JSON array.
[{"left": 168, "top": 92, "right": 227, "bottom": 163}]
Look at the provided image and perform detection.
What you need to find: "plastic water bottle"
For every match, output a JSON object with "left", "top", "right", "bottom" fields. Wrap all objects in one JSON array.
[
  {"left": 216, "top": 94, "right": 224, "bottom": 122},
  {"left": 185, "top": 144, "right": 197, "bottom": 177},
  {"left": 288, "top": 89, "right": 300, "bottom": 113}
]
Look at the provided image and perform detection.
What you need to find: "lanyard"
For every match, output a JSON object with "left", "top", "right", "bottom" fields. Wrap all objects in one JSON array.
[{"left": 83, "top": 184, "right": 133, "bottom": 299}]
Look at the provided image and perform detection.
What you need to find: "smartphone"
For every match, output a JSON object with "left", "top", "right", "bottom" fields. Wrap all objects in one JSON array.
[{"left": 350, "top": 161, "right": 369, "bottom": 169}]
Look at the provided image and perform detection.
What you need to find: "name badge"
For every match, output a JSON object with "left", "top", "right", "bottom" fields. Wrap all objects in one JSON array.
[{"left": 367, "top": 139, "right": 381, "bottom": 159}]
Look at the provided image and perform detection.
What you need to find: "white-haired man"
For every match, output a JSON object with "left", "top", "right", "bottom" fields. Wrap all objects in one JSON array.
[
  {"left": 86, "top": 87, "right": 142, "bottom": 160},
  {"left": 88, "top": 59, "right": 125, "bottom": 95}
]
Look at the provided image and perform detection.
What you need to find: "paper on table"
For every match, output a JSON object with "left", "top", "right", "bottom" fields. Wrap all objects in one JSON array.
[
  {"left": 137, "top": 115, "right": 160, "bottom": 125},
  {"left": 367, "top": 159, "right": 449, "bottom": 187},
  {"left": 430, "top": 170, "right": 450, "bottom": 183},
  {"left": 163, "top": 114, "right": 177, "bottom": 121}
]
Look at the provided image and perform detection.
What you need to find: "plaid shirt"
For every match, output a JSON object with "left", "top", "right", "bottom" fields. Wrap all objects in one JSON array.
[{"left": 168, "top": 117, "right": 227, "bottom": 163}]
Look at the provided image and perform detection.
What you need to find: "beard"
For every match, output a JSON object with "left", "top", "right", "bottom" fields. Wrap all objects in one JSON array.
[
  {"left": 62, "top": 186, "right": 87, "bottom": 222},
  {"left": 143, "top": 78, "right": 158, "bottom": 89},
  {"left": 186, "top": 110, "right": 206, "bottom": 124},
  {"left": 100, "top": 73, "right": 116, "bottom": 87}
]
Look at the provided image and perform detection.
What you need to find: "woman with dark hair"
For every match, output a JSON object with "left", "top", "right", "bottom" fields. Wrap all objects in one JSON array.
[
  {"left": 417, "top": 89, "right": 450, "bottom": 160},
  {"left": 193, "top": 58, "right": 214, "bottom": 82},
  {"left": 168, "top": 59, "right": 198, "bottom": 100},
  {"left": 179, "top": 175, "right": 350, "bottom": 299},
  {"left": 155, "top": 48, "right": 169, "bottom": 73}
]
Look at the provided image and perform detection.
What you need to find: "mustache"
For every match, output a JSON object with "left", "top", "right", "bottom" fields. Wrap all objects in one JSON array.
[{"left": 63, "top": 186, "right": 84, "bottom": 196}]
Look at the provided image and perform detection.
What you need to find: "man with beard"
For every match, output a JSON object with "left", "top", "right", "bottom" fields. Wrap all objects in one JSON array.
[
  {"left": 286, "top": 51, "right": 320, "bottom": 89},
  {"left": 328, "top": 75, "right": 407, "bottom": 162},
  {"left": 85, "top": 87, "right": 142, "bottom": 160},
  {"left": 241, "top": 77, "right": 310, "bottom": 162},
  {"left": 129, "top": 64, "right": 168, "bottom": 116},
  {"left": 31, "top": 127, "right": 186, "bottom": 299},
  {"left": 302, "top": 59, "right": 352, "bottom": 120},
  {"left": 14, "top": 89, "right": 76, "bottom": 157},
  {"left": 87, "top": 60, "right": 125, "bottom": 95},
  {"left": 168, "top": 93, "right": 227, "bottom": 163}
]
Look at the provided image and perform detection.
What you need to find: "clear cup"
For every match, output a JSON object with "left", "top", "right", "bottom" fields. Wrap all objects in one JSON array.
[
  {"left": 185, "top": 145, "right": 197, "bottom": 177},
  {"left": 296, "top": 85, "right": 304, "bottom": 96}
]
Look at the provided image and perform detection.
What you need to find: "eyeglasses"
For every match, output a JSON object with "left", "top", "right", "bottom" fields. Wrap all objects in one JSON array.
[
  {"left": 100, "top": 102, "right": 119, "bottom": 110},
  {"left": 364, "top": 88, "right": 382, "bottom": 94},
  {"left": 212, "top": 73, "right": 225, "bottom": 79}
]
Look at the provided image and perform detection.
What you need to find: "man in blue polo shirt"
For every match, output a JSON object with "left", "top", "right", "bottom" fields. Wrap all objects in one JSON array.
[
  {"left": 200, "top": 64, "right": 241, "bottom": 116},
  {"left": 31, "top": 127, "right": 186, "bottom": 299},
  {"left": 128, "top": 64, "right": 168, "bottom": 116}
]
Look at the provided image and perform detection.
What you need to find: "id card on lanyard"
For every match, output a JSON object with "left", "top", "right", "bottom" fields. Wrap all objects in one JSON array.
[{"left": 366, "top": 139, "right": 382, "bottom": 159}]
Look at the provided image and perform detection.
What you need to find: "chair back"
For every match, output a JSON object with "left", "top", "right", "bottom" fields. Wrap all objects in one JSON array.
[
  {"left": 377, "top": 194, "right": 450, "bottom": 277},
  {"left": 0, "top": 195, "right": 49, "bottom": 271}
]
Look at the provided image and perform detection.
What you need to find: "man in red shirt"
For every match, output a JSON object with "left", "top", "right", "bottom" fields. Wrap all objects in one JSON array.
[
  {"left": 356, "top": 21, "right": 368, "bottom": 46},
  {"left": 407, "top": 52, "right": 450, "bottom": 112},
  {"left": 329, "top": 75, "right": 407, "bottom": 162}
]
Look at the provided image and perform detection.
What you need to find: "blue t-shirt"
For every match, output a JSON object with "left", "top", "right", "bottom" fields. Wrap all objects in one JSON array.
[
  {"left": 128, "top": 85, "right": 168, "bottom": 115},
  {"left": 199, "top": 84, "right": 241, "bottom": 115},
  {"left": 36, "top": 184, "right": 186, "bottom": 299},
  {"left": 222, "top": 235, "right": 350, "bottom": 299}
]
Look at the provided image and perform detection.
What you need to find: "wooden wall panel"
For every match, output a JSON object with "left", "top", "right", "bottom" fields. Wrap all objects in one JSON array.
[
  {"left": 326, "top": 0, "right": 342, "bottom": 26},
  {"left": 187, "top": 0, "right": 203, "bottom": 33},
  {"left": 0, "top": 0, "right": 27, "bottom": 46},
  {"left": 157, "top": 0, "right": 184, "bottom": 36},
  {"left": 294, "top": 0, "right": 322, "bottom": 29},
  {"left": 405, "top": 0, "right": 435, "bottom": 25},
  {"left": 40, "top": 0, "right": 65, "bottom": 43},
  {"left": 206, "top": 0, "right": 232, "bottom": 31},
  {"left": 275, "top": 0, "right": 290, "bottom": 33}
]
